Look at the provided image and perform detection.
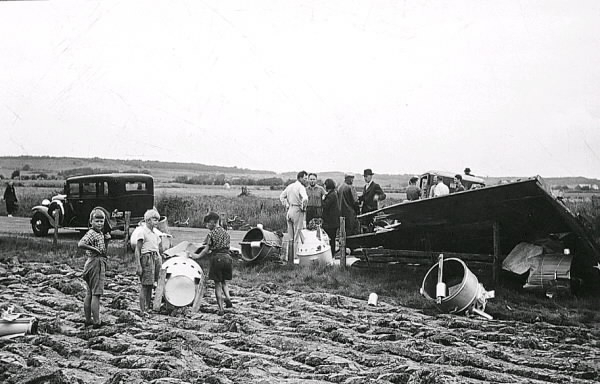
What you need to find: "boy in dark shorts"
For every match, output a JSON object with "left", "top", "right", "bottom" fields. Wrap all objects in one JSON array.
[
  {"left": 78, "top": 209, "right": 111, "bottom": 328},
  {"left": 195, "top": 212, "right": 233, "bottom": 316},
  {"left": 135, "top": 209, "right": 163, "bottom": 315}
]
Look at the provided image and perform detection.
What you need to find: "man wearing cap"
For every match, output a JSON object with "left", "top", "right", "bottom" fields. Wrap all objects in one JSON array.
[
  {"left": 280, "top": 171, "right": 309, "bottom": 259},
  {"left": 359, "top": 169, "right": 386, "bottom": 215},
  {"left": 338, "top": 173, "right": 360, "bottom": 236}
]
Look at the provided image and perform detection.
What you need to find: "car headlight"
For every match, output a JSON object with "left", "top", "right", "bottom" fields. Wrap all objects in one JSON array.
[{"left": 42, "top": 199, "right": 51, "bottom": 206}]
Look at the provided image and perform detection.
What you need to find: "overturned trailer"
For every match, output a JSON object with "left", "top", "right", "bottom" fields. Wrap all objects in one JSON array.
[{"left": 348, "top": 176, "right": 600, "bottom": 290}]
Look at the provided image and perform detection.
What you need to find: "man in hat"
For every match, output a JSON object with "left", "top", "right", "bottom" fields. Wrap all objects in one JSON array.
[
  {"left": 338, "top": 173, "right": 360, "bottom": 236},
  {"left": 359, "top": 169, "right": 386, "bottom": 215}
]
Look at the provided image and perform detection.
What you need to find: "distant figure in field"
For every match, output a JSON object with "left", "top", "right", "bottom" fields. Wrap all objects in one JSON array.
[
  {"left": 338, "top": 173, "right": 360, "bottom": 236},
  {"left": 453, "top": 174, "right": 466, "bottom": 193},
  {"left": 79, "top": 209, "right": 111, "bottom": 328},
  {"left": 321, "top": 178, "right": 340, "bottom": 255},
  {"left": 194, "top": 212, "right": 233, "bottom": 316},
  {"left": 405, "top": 176, "right": 421, "bottom": 201},
  {"left": 359, "top": 169, "right": 386, "bottom": 215},
  {"left": 135, "top": 209, "right": 163, "bottom": 315},
  {"left": 305, "top": 173, "right": 326, "bottom": 226},
  {"left": 279, "top": 171, "right": 308, "bottom": 259},
  {"left": 431, "top": 175, "right": 449, "bottom": 198},
  {"left": 2, "top": 181, "right": 18, "bottom": 217}
]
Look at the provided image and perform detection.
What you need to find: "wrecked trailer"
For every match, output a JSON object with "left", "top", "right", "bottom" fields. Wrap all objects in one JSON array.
[{"left": 348, "top": 176, "right": 600, "bottom": 291}]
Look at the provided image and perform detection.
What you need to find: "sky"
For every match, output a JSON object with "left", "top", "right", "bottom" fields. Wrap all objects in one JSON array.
[{"left": 1, "top": 0, "right": 599, "bottom": 178}]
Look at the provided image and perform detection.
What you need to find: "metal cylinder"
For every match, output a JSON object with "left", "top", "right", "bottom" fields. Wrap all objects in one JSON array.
[
  {"left": 0, "top": 317, "right": 38, "bottom": 338},
  {"left": 421, "top": 258, "right": 480, "bottom": 314},
  {"left": 240, "top": 227, "right": 282, "bottom": 262},
  {"left": 297, "top": 229, "right": 333, "bottom": 266},
  {"left": 162, "top": 256, "right": 205, "bottom": 307}
]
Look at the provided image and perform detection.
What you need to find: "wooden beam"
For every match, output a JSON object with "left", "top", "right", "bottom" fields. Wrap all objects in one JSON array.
[
  {"left": 358, "top": 249, "right": 493, "bottom": 263},
  {"left": 493, "top": 221, "right": 501, "bottom": 284},
  {"left": 340, "top": 217, "right": 346, "bottom": 269},
  {"left": 53, "top": 209, "right": 60, "bottom": 249},
  {"left": 153, "top": 268, "right": 167, "bottom": 311},
  {"left": 123, "top": 211, "right": 131, "bottom": 257}
]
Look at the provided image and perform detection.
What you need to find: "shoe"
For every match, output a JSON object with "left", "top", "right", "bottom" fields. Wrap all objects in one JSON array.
[
  {"left": 7, "top": 215, "right": 12, "bottom": 218},
  {"left": 217, "top": 310, "right": 224, "bottom": 316},
  {"left": 225, "top": 299, "right": 233, "bottom": 308},
  {"left": 92, "top": 322, "right": 103, "bottom": 329}
]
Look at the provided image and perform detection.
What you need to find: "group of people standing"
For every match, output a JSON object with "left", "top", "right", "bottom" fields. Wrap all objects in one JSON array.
[{"left": 279, "top": 169, "right": 386, "bottom": 258}]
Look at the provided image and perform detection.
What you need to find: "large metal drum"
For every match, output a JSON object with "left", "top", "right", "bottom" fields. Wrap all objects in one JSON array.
[
  {"left": 240, "top": 227, "right": 282, "bottom": 262},
  {"left": 421, "top": 258, "right": 480, "bottom": 313},
  {"left": 297, "top": 228, "right": 333, "bottom": 266},
  {"left": 162, "top": 256, "right": 205, "bottom": 307}
]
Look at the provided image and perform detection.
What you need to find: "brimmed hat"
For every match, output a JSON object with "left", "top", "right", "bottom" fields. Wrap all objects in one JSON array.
[
  {"left": 344, "top": 172, "right": 355, "bottom": 179},
  {"left": 363, "top": 169, "right": 374, "bottom": 176}
]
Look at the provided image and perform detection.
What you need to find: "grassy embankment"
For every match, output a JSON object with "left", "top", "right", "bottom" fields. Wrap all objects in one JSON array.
[{"left": 1, "top": 235, "right": 598, "bottom": 328}]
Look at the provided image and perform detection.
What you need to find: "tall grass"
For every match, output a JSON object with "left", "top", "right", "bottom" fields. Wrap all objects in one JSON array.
[{"left": 155, "top": 193, "right": 287, "bottom": 232}]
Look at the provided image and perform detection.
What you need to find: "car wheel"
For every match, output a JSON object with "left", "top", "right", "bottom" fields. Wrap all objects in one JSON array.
[{"left": 31, "top": 212, "right": 50, "bottom": 237}]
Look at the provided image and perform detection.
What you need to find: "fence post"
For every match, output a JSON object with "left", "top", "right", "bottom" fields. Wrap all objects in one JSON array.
[
  {"left": 493, "top": 221, "right": 501, "bottom": 285},
  {"left": 53, "top": 210, "right": 60, "bottom": 249},
  {"left": 123, "top": 211, "right": 131, "bottom": 257},
  {"left": 340, "top": 217, "right": 346, "bottom": 269},
  {"left": 288, "top": 236, "right": 294, "bottom": 265}
]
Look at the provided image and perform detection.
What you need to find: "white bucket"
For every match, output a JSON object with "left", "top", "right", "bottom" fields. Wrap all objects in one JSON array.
[
  {"left": 162, "top": 256, "right": 205, "bottom": 307},
  {"left": 368, "top": 293, "right": 378, "bottom": 306}
]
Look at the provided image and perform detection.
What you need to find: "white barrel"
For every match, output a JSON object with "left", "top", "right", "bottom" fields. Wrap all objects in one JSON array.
[
  {"left": 368, "top": 293, "right": 378, "bottom": 306},
  {"left": 0, "top": 318, "right": 38, "bottom": 338},
  {"left": 162, "top": 256, "right": 205, "bottom": 307},
  {"left": 297, "top": 228, "right": 333, "bottom": 266}
]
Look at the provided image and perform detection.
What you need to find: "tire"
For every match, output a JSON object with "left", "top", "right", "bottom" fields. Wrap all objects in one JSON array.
[{"left": 31, "top": 212, "right": 50, "bottom": 237}]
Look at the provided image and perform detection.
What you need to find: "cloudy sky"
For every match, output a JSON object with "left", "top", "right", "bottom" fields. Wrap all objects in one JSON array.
[{"left": 1, "top": 0, "right": 599, "bottom": 178}]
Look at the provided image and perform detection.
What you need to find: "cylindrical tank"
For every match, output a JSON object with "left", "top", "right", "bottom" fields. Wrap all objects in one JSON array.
[
  {"left": 240, "top": 227, "right": 282, "bottom": 262},
  {"left": 0, "top": 317, "right": 38, "bottom": 338},
  {"left": 162, "top": 256, "right": 205, "bottom": 307},
  {"left": 297, "top": 228, "right": 333, "bottom": 266},
  {"left": 421, "top": 258, "right": 480, "bottom": 313}
]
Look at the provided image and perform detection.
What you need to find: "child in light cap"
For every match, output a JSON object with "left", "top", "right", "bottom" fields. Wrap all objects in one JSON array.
[
  {"left": 135, "top": 209, "right": 163, "bottom": 315},
  {"left": 79, "top": 209, "right": 111, "bottom": 328}
]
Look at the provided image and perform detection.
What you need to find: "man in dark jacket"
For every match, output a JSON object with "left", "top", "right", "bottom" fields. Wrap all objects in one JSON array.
[
  {"left": 359, "top": 169, "right": 386, "bottom": 214},
  {"left": 338, "top": 173, "right": 359, "bottom": 236},
  {"left": 2, "top": 181, "right": 17, "bottom": 217},
  {"left": 321, "top": 179, "right": 340, "bottom": 254}
]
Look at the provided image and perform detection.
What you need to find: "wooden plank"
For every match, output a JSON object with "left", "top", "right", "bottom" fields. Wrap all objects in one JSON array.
[
  {"left": 493, "top": 221, "right": 500, "bottom": 283},
  {"left": 53, "top": 210, "right": 60, "bottom": 249},
  {"left": 340, "top": 217, "right": 346, "bottom": 269},
  {"left": 358, "top": 249, "right": 493, "bottom": 263},
  {"left": 153, "top": 268, "right": 167, "bottom": 311},
  {"left": 123, "top": 211, "right": 131, "bottom": 257},
  {"left": 191, "top": 271, "right": 206, "bottom": 313}
]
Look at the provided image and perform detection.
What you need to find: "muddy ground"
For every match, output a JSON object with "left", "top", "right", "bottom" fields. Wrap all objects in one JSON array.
[{"left": 1, "top": 256, "right": 599, "bottom": 384}]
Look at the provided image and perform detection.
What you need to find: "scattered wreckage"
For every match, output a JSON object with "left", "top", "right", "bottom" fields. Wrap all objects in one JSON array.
[{"left": 350, "top": 176, "right": 600, "bottom": 295}]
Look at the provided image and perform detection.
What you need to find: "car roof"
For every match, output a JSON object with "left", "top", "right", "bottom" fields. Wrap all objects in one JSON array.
[
  {"left": 66, "top": 173, "right": 154, "bottom": 182},
  {"left": 422, "top": 170, "right": 485, "bottom": 184}
]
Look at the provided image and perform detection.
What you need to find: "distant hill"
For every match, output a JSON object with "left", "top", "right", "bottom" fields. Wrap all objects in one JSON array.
[{"left": 1, "top": 156, "right": 598, "bottom": 188}]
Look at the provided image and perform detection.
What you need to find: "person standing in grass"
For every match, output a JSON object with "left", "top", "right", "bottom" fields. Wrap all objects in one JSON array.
[
  {"left": 305, "top": 173, "right": 326, "bottom": 226},
  {"left": 194, "top": 212, "right": 233, "bottom": 316},
  {"left": 79, "top": 209, "right": 111, "bottom": 328},
  {"left": 321, "top": 178, "right": 340, "bottom": 255},
  {"left": 280, "top": 171, "right": 309, "bottom": 259},
  {"left": 338, "top": 173, "right": 360, "bottom": 235},
  {"left": 135, "top": 209, "right": 163, "bottom": 315},
  {"left": 2, "top": 181, "right": 18, "bottom": 217}
]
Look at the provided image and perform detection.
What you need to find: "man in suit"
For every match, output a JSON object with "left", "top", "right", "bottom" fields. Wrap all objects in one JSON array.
[
  {"left": 338, "top": 173, "right": 360, "bottom": 236},
  {"left": 359, "top": 169, "right": 386, "bottom": 214}
]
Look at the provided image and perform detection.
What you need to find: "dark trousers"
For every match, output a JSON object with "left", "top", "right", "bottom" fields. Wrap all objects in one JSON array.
[
  {"left": 323, "top": 227, "right": 337, "bottom": 255},
  {"left": 306, "top": 206, "right": 322, "bottom": 226}
]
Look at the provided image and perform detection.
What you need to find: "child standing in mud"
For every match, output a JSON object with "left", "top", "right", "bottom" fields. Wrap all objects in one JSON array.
[
  {"left": 79, "top": 209, "right": 111, "bottom": 328},
  {"left": 194, "top": 212, "right": 233, "bottom": 316},
  {"left": 135, "top": 209, "right": 163, "bottom": 315}
]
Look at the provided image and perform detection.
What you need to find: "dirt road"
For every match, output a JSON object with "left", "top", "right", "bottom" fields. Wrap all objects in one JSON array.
[{"left": 0, "top": 216, "right": 248, "bottom": 248}]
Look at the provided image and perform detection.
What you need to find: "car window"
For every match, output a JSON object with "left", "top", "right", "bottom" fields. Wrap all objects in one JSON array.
[
  {"left": 82, "top": 182, "right": 97, "bottom": 196},
  {"left": 126, "top": 182, "right": 146, "bottom": 192},
  {"left": 69, "top": 183, "right": 80, "bottom": 197},
  {"left": 99, "top": 181, "right": 109, "bottom": 196}
]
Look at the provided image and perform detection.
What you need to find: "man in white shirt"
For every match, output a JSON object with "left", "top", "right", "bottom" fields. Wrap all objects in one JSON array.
[
  {"left": 279, "top": 171, "right": 309, "bottom": 260},
  {"left": 431, "top": 175, "right": 450, "bottom": 197}
]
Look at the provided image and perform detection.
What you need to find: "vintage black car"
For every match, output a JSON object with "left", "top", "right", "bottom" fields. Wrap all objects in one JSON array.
[{"left": 31, "top": 173, "right": 154, "bottom": 236}]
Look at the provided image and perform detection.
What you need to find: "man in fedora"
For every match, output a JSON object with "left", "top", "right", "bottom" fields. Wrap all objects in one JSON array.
[
  {"left": 338, "top": 173, "right": 360, "bottom": 236},
  {"left": 359, "top": 169, "right": 386, "bottom": 215}
]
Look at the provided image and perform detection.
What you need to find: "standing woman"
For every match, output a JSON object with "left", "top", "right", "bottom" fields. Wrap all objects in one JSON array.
[
  {"left": 321, "top": 179, "right": 340, "bottom": 255},
  {"left": 2, "top": 181, "right": 18, "bottom": 217}
]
